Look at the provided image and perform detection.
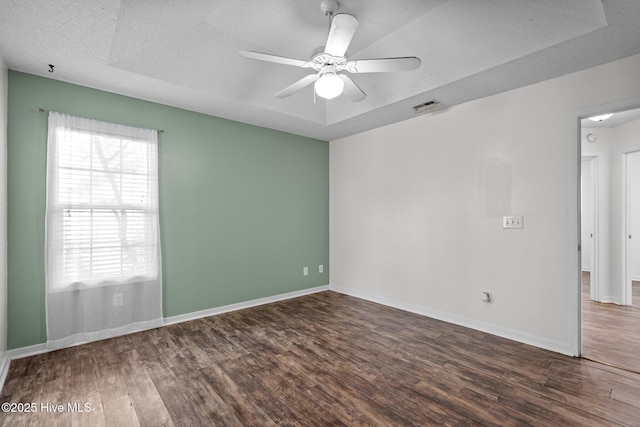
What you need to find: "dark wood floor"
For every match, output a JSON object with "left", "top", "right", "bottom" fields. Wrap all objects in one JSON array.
[
  {"left": 2, "top": 291, "right": 640, "bottom": 426},
  {"left": 582, "top": 272, "right": 640, "bottom": 374}
]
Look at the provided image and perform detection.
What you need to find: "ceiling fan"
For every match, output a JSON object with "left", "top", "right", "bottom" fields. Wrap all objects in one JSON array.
[{"left": 239, "top": 0, "right": 421, "bottom": 102}]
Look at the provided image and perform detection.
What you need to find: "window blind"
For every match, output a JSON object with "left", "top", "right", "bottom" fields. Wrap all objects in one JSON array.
[{"left": 46, "top": 114, "right": 160, "bottom": 290}]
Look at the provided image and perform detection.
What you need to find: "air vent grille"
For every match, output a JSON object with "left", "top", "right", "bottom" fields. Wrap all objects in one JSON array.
[{"left": 413, "top": 100, "right": 440, "bottom": 114}]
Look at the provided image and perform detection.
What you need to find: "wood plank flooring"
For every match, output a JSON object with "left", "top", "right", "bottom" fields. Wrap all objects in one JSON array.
[
  {"left": 582, "top": 272, "right": 640, "bottom": 373},
  {"left": 2, "top": 291, "right": 640, "bottom": 426}
]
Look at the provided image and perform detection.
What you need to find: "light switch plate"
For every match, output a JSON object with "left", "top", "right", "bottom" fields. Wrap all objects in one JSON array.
[{"left": 503, "top": 216, "right": 524, "bottom": 229}]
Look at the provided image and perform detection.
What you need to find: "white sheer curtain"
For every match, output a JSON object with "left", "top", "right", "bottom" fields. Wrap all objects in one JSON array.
[{"left": 45, "top": 112, "right": 163, "bottom": 349}]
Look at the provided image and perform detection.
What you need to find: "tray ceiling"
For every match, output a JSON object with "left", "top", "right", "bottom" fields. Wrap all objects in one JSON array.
[{"left": 1, "top": 0, "right": 640, "bottom": 140}]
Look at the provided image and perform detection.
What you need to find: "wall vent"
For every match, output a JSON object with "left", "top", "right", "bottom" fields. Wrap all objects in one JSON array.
[{"left": 413, "top": 100, "right": 440, "bottom": 114}]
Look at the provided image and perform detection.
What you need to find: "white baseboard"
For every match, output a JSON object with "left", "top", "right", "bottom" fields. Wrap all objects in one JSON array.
[
  {"left": 599, "top": 296, "right": 622, "bottom": 304},
  {"left": 581, "top": 267, "right": 591, "bottom": 272},
  {"left": 329, "top": 285, "right": 574, "bottom": 356},
  {"left": 164, "top": 285, "right": 329, "bottom": 325},
  {"left": 9, "top": 285, "right": 330, "bottom": 360},
  {"left": 8, "top": 343, "right": 50, "bottom": 360},
  {"left": 0, "top": 352, "right": 10, "bottom": 393},
  {"left": 632, "top": 275, "right": 640, "bottom": 282}
]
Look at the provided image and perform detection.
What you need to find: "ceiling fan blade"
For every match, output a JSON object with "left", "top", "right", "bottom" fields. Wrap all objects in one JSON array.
[
  {"left": 239, "top": 51, "right": 312, "bottom": 68},
  {"left": 339, "top": 74, "right": 366, "bottom": 102},
  {"left": 324, "top": 14, "right": 359, "bottom": 57},
  {"left": 346, "top": 57, "right": 421, "bottom": 73},
  {"left": 274, "top": 74, "right": 320, "bottom": 98}
]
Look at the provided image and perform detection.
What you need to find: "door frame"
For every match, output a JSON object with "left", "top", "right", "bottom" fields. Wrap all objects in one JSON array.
[{"left": 568, "top": 97, "right": 640, "bottom": 357}]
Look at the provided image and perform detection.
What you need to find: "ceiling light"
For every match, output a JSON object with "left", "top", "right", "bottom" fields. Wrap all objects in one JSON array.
[
  {"left": 588, "top": 113, "right": 613, "bottom": 122},
  {"left": 314, "top": 73, "right": 344, "bottom": 99}
]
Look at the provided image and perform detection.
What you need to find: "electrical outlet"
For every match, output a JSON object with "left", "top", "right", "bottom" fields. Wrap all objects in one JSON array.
[
  {"left": 303, "top": 267, "right": 309, "bottom": 276},
  {"left": 113, "top": 292, "right": 123, "bottom": 307},
  {"left": 319, "top": 264, "right": 324, "bottom": 273}
]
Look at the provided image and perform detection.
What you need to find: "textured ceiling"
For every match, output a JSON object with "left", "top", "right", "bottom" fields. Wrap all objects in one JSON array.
[{"left": 1, "top": 0, "right": 640, "bottom": 140}]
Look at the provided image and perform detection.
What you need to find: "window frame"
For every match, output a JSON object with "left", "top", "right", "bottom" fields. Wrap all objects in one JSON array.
[{"left": 45, "top": 113, "right": 160, "bottom": 292}]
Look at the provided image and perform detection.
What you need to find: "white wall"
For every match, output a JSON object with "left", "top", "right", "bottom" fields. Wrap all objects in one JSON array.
[
  {"left": 0, "top": 51, "right": 8, "bottom": 387},
  {"left": 330, "top": 53, "right": 640, "bottom": 355}
]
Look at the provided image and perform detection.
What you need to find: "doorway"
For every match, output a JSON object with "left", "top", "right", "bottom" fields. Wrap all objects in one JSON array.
[{"left": 580, "top": 107, "right": 640, "bottom": 373}]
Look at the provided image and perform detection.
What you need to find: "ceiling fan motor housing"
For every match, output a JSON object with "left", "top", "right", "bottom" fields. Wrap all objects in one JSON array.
[{"left": 311, "top": 52, "right": 347, "bottom": 73}]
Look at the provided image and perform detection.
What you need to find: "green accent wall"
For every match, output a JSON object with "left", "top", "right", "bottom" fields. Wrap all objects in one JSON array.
[{"left": 7, "top": 71, "right": 329, "bottom": 349}]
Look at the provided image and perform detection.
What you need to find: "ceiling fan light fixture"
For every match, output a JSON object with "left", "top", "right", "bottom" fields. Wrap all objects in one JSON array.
[
  {"left": 240, "top": 5, "right": 420, "bottom": 102},
  {"left": 315, "top": 72, "right": 344, "bottom": 99}
]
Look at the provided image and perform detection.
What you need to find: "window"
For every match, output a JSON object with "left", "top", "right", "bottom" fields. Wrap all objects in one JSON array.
[{"left": 45, "top": 113, "right": 161, "bottom": 290}]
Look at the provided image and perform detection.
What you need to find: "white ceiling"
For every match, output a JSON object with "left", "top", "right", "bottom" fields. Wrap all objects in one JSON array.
[{"left": 1, "top": 0, "right": 640, "bottom": 141}]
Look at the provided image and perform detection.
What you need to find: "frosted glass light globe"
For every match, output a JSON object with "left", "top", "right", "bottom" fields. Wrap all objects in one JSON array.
[{"left": 314, "top": 73, "right": 344, "bottom": 99}]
